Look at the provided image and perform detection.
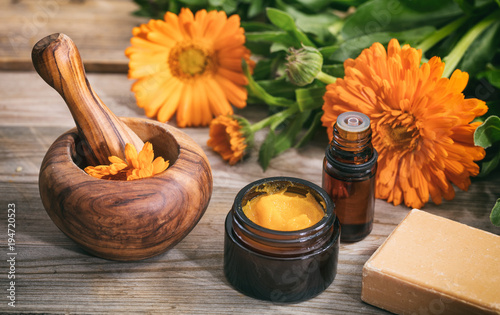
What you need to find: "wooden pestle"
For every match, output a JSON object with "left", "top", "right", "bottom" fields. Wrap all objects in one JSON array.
[{"left": 31, "top": 33, "right": 143, "bottom": 166}]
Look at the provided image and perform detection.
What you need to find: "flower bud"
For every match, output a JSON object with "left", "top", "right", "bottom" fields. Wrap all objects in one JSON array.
[
  {"left": 285, "top": 45, "right": 323, "bottom": 86},
  {"left": 207, "top": 115, "right": 254, "bottom": 165}
]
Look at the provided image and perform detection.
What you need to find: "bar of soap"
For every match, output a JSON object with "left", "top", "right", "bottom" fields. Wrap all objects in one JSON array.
[{"left": 362, "top": 209, "right": 500, "bottom": 315}]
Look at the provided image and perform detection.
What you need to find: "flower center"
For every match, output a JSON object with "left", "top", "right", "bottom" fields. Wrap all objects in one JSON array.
[
  {"left": 168, "top": 43, "right": 216, "bottom": 79},
  {"left": 386, "top": 125, "right": 414, "bottom": 147},
  {"left": 377, "top": 113, "right": 419, "bottom": 151}
]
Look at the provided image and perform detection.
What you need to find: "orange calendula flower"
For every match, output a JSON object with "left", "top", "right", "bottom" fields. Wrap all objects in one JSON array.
[
  {"left": 207, "top": 115, "right": 252, "bottom": 165},
  {"left": 125, "top": 8, "right": 255, "bottom": 127},
  {"left": 321, "top": 38, "right": 488, "bottom": 208},
  {"left": 84, "top": 142, "right": 169, "bottom": 181}
]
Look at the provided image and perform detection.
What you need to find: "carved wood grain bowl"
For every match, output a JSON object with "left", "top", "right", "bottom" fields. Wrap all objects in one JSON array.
[{"left": 39, "top": 117, "right": 213, "bottom": 261}]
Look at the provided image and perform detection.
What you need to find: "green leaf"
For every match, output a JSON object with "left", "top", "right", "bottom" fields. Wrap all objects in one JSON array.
[
  {"left": 266, "top": 8, "right": 315, "bottom": 47},
  {"left": 322, "top": 64, "right": 345, "bottom": 78},
  {"left": 241, "top": 22, "right": 277, "bottom": 32},
  {"left": 327, "top": 27, "right": 435, "bottom": 62},
  {"left": 244, "top": 42, "right": 273, "bottom": 56},
  {"left": 479, "top": 152, "right": 500, "bottom": 176},
  {"left": 246, "top": 31, "right": 298, "bottom": 50},
  {"left": 181, "top": 0, "right": 208, "bottom": 6},
  {"left": 491, "top": 198, "right": 500, "bottom": 226},
  {"left": 256, "top": 78, "right": 297, "bottom": 99},
  {"left": 132, "top": 0, "right": 172, "bottom": 18},
  {"left": 399, "top": 0, "right": 456, "bottom": 11},
  {"left": 426, "top": 22, "right": 466, "bottom": 59},
  {"left": 319, "top": 45, "right": 340, "bottom": 59},
  {"left": 342, "top": 0, "right": 462, "bottom": 38},
  {"left": 454, "top": 0, "right": 476, "bottom": 11},
  {"left": 276, "top": 4, "right": 340, "bottom": 43},
  {"left": 321, "top": 0, "right": 369, "bottom": 10},
  {"left": 474, "top": 115, "right": 500, "bottom": 149},
  {"left": 247, "top": 0, "right": 265, "bottom": 17},
  {"left": 270, "top": 42, "right": 291, "bottom": 53},
  {"left": 296, "top": 86, "right": 326, "bottom": 111},
  {"left": 458, "top": 20, "right": 500, "bottom": 77},
  {"left": 243, "top": 60, "right": 296, "bottom": 107},
  {"left": 295, "top": 110, "right": 324, "bottom": 148},
  {"left": 485, "top": 101, "right": 500, "bottom": 120},
  {"left": 269, "top": 106, "right": 300, "bottom": 130},
  {"left": 266, "top": 7, "right": 298, "bottom": 31},
  {"left": 328, "top": 33, "right": 392, "bottom": 62},
  {"left": 274, "top": 112, "right": 309, "bottom": 155},
  {"left": 258, "top": 130, "right": 276, "bottom": 171},
  {"left": 246, "top": 31, "right": 290, "bottom": 42},
  {"left": 251, "top": 59, "right": 273, "bottom": 81},
  {"left": 219, "top": 0, "right": 238, "bottom": 14},
  {"left": 442, "top": 9, "right": 500, "bottom": 77},
  {"left": 285, "top": 0, "right": 335, "bottom": 12},
  {"left": 394, "top": 25, "right": 438, "bottom": 44},
  {"left": 478, "top": 68, "right": 500, "bottom": 90}
]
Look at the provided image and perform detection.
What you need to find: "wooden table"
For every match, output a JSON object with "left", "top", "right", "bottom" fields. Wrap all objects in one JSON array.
[{"left": 1, "top": 1, "right": 499, "bottom": 313}]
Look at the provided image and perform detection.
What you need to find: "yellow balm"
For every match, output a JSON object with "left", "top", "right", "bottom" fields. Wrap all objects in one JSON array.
[{"left": 243, "top": 189, "right": 325, "bottom": 231}]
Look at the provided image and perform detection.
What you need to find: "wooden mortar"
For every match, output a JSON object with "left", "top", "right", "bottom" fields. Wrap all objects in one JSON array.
[{"left": 34, "top": 34, "right": 213, "bottom": 261}]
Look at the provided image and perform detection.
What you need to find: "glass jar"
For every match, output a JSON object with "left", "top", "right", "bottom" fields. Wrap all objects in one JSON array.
[
  {"left": 322, "top": 111, "right": 378, "bottom": 242},
  {"left": 224, "top": 176, "right": 340, "bottom": 303}
]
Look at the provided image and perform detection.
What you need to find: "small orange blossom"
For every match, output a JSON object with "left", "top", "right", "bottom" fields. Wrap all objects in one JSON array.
[
  {"left": 84, "top": 142, "right": 169, "bottom": 181},
  {"left": 207, "top": 115, "right": 250, "bottom": 165}
]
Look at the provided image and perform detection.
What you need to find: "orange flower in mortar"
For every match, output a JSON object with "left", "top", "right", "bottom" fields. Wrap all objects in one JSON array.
[
  {"left": 85, "top": 142, "right": 169, "bottom": 181},
  {"left": 126, "top": 8, "right": 255, "bottom": 127},
  {"left": 321, "top": 38, "right": 488, "bottom": 209}
]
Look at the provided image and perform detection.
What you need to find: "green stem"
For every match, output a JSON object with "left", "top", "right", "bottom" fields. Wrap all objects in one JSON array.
[
  {"left": 243, "top": 60, "right": 295, "bottom": 107},
  {"left": 316, "top": 71, "right": 337, "bottom": 84},
  {"left": 250, "top": 114, "right": 275, "bottom": 133},
  {"left": 250, "top": 105, "right": 299, "bottom": 133},
  {"left": 443, "top": 10, "right": 500, "bottom": 78},
  {"left": 270, "top": 106, "right": 300, "bottom": 130},
  {"left": 418, "top": 16, "right": 468, "bottom": 54}
]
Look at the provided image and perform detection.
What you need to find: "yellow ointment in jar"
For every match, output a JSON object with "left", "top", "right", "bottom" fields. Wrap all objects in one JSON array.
[{"left": 242, "top": 187, "right": 325, "bottom": 231}]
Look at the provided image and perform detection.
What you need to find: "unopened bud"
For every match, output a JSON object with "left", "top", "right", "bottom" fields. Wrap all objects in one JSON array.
[{"left": 285, "top": 45, "right": 323, "bottom": 86}]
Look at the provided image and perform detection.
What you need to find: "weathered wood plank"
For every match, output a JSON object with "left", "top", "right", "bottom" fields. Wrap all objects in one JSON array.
[
  {"left": 0, "top": 70, "right": 499, "bottom": 313},
  {"left": 0, "top": 71, "right": 141, "bottom": 128},
  {"left": 0, "top": 0, "right": 147, "bottom": 72}
]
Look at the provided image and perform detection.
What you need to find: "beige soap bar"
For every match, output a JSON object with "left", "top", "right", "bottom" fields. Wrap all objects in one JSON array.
[{"left": 362, "top": 209, "right": 500, "bottom": 315}]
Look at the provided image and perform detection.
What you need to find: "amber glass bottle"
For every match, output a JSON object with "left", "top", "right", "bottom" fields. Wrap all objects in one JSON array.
[{"left": 322, "top": 112, "right": 378, "bottom": 242}]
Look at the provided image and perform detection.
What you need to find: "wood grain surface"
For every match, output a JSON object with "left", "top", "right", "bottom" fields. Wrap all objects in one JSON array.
[
  {"left": 1, "top": 70, "right": 499, "bottom": 314},
  {"left": 0, "top": 0, "right": 146, "bottom": 72},
  {"left": 1, "top": 1, "right": 500, "bottom": 313}
]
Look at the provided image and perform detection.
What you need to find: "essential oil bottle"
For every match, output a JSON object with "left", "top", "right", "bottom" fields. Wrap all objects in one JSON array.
[{"left": 322, "top": 112, "right": 378, "bottom": 242}]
